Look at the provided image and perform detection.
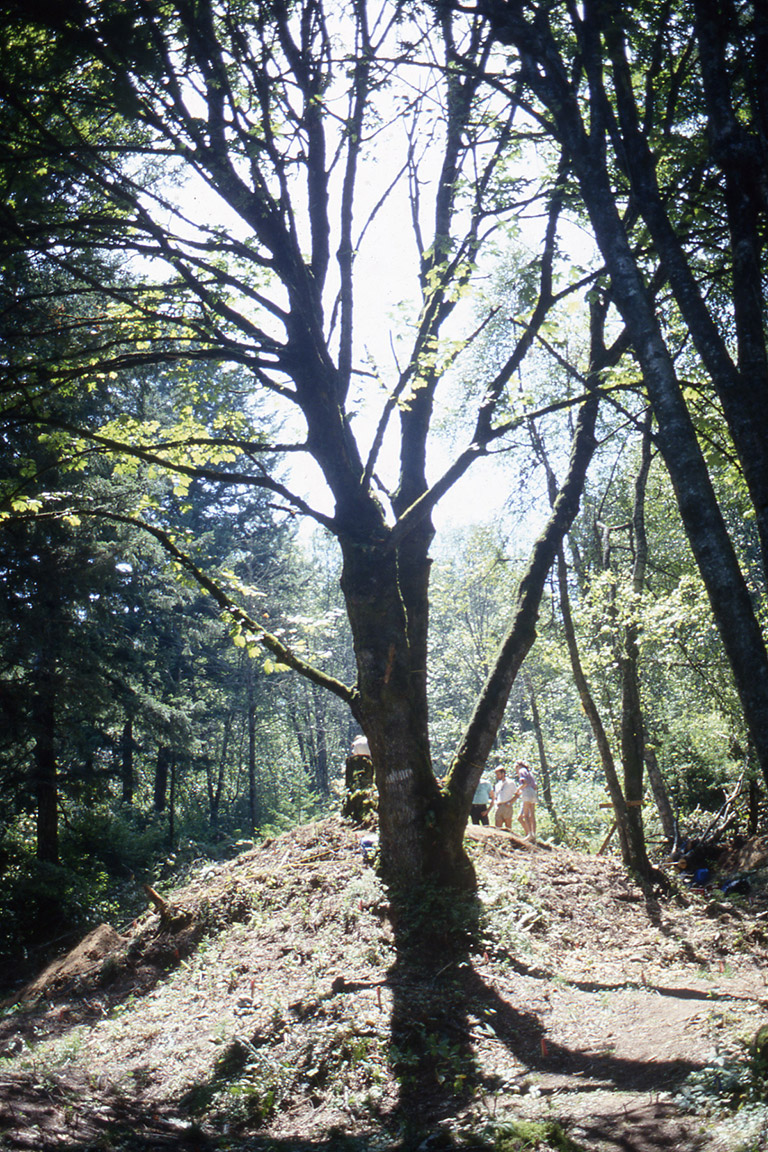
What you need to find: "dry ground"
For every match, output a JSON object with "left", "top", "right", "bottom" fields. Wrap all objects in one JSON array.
[{"left": 1, "top": 817, "right": 768, "bottom": 1151}]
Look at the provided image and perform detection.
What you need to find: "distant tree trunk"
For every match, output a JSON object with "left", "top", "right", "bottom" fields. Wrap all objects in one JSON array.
[
  {"left": 30, "top": 548, "right": 59, "bottom": 864},
  {"left": 644, "top": 741, "right": 676, "bottom": 847},
  {"left": 525, "top": 674, "right": 562, "bottom": 834},
  {"left": 154, "top": 744, "right": 170, "bottom": 813},
  {"left": 247, "top": 664, "right": 257, "bottom": 835},
  {"left": 314, "top": 706, "right": 329, "bottom": 794},
  {"left": 617, "top": 410, "right": 654, "bottom": 879},
  {"left": 554, "top": 544, "right": 631, "bottom": 864},
  {"left": 168, "top": 755, "right": 176, "bottom": 847},
  {"left": 208, "top": 713, "right": 230, "bottom": 832},
  {"left": 292, "top": 689, "right": 330, "bottom": 795},
  {"left": 120, "top": 718, "right": 134, "bottom": 805},
  {"left": 32, "top": 657, "right": 58, "bottom": 864},
  {"left": 748, "top": 778, "right": 760, "bottom": 838}
]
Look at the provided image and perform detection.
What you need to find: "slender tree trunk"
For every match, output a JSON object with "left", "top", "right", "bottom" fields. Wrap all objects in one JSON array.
[
  {"left": 247, "top": 663, "right": 257, "bottom": 835},
  {"left": 555, "top": 546, "right": 631, "bottom": 863},
  {"left": 314, "top": 702, "right": 329, "bottom": 794},
  {"left": 208, "top": 713, "right": 230, "bottom": 832},
  {"left": 446, "top": 388, "right": 600, "bottom": 858},
  {"left": 644, "top": 741, "right": 676, "bottom": 847},
  {"left": 168, "top": 755, "right": 176, "bottom": 848},
  {"left": 619, "top": 632, "right": 650, "bottom": 874},
  {"left": 484, "top": 0, "right": 768, "bottom": 792},
  {"left": 121, "top": 718, "right": 134, "bottom": 805},
  {"left": 617, "top": 410, "right": 654, "bottom": 878},
  {"left": 154, "top": 745, "right": 169, "bottom": 813},
  {"left": 525, "top": 674, "right": 561, "bottom": 833},
  {"left": 32, "top": 659, "right": 58, "bottom": 864}
]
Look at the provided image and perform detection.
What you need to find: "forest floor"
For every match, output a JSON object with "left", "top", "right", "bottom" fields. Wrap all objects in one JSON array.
[{"left": 2, "top": 817, "right": 768, "bottom": 1152}]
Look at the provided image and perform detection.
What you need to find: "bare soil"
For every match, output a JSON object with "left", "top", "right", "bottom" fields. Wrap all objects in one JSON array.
[{"left": 1, "top": 817, "right": 768, "bottom": 1152}]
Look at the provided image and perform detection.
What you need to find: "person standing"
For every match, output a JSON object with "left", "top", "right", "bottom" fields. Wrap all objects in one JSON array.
[
  {"left": 492, "top": 766, "right": 517, "bottom": 830},
  {"left": 512, "top": 760, "right": 537, "bottom": 842},
  {"left": 470, "top": 775, "right": 492, "bottom": 825}
]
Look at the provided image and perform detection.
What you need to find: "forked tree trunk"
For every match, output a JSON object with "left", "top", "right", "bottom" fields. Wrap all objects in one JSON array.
[{"left": 342, "top": 390, "right": 599, "bottom": 888}]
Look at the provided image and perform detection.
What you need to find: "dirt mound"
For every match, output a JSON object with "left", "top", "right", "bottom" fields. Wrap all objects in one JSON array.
[
  {"left": 1, "top": 819, "right": 767, "bottom": 1152},
  {"left": 15, "top": 924, "right": 128, "bottom": 1004}
]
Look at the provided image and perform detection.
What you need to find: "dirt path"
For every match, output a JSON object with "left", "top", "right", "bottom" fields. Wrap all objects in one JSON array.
[{"left": 1, "top": 819, "right": 767, "bottom": 1151}]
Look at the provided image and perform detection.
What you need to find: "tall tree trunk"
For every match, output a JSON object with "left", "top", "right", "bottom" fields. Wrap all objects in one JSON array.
[
  {"left": 154, "top": 744, "right": 169, "bottom": 813},
  {"left": 617, "top": 410, "right": 654, "bottom": 878},
  {"left": 484, "top": 0, "right": 768, "bottom": 795},
  {"left": 32, "top": 657, "right": 58, "bottom": 864},
  {"left": 168, "top": 755, "right": 176, "bottom": 848},
  {"left": 120, "top": 718, "right": 134, "bottom": 805},
  {"left": 525, "top": 674, "right": 561, "bottom": 834},
  {"left": 554, "top": 545, "right": 631, "bottom": 864},
  {"left": 644, "top": 741, "right": 676, "bottom": 848},
  {"left": 207, "top": 713, "right": 230, "bottom": 832},
  {"left": 247, "top": 663, "right": 257, "bottom": 836}
]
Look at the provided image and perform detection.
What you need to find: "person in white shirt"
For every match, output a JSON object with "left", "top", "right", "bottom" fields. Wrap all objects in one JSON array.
[
  {"left": 492, "top": 765, "right": 517, "bottom": 829},
  {"left": 470, "top": 776, "right": 493, "bottom": 825}
]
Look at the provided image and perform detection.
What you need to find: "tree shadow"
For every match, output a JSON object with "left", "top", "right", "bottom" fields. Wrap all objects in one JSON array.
[
  {"left": 379, "top": 880, "right": 705, "bottom": 1148},
  {"left": 0, "top": 861, "right": 714, "bottom": 1152}
]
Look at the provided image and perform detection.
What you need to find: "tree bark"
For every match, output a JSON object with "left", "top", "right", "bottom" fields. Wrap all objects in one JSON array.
[
  {"left": 154, "top": 744, "right": 169, "bottom": 813},
  {"left": 120, "top": 718, "right": 134, "bottom": 805},
  {"left": 32, "top": 658, "right": 58, "bottom": 864},
  {"left": 525, "top": 674, "right": 561, "bottom": 834},
  {"left": 207, "top": 713, "right": 230, "bottom": 831},
  {"left": 644, "top": 742, "right": 676, "bottom": 848},
  {"left": 617, "top": 410, "right": 654, "bottom": 878},
  {"left": 247, "top": 662, "right": 257, "bottom": 836}
]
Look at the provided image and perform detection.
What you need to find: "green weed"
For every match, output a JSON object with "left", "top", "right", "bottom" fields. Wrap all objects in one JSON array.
[{"left": 493, "top": 1118, "right": 586, "bottom": 1151}]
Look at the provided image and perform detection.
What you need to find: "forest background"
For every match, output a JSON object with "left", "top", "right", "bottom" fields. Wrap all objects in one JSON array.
[{"left": 0, "top": 0, "right": 767, "bottom": 982}]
